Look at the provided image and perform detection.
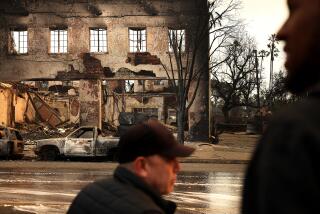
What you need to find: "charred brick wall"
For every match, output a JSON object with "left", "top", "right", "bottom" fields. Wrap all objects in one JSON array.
[{"left": 0, "top": 0, "right": 209, "bottom": 141}]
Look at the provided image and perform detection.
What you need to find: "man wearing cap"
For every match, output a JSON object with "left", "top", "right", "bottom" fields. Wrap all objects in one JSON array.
[{"left": 67, "top": 119, "right": 194, "bottom": 214}]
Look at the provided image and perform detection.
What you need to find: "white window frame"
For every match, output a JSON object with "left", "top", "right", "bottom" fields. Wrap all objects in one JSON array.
[
  {"left": 129, "top": 28, "right": 146, "bottom": 52},
  {"left": 10, "top": 30, "right": 28, "bottom": 54},
  {"left": 90, "top": 28, "right": 108, "bottom": 53},
  {"left": 50, "top": 29, "right": 68, "bottom": 53},
  {"left": 168, "top": 29, "right": 185, "bottom": 52}
]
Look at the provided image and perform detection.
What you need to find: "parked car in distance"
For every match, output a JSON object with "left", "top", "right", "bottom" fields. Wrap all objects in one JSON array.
[
  {"left": 34, "top": 126, "right": 119, "bottom": 161},
  {"left": 0, "top": 126, "right": 24, "bottom": 159}
]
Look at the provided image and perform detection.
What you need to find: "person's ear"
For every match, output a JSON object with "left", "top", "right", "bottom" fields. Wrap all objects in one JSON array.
[{"left": 133, "top": 156, "right": 148, "bottom": 178}]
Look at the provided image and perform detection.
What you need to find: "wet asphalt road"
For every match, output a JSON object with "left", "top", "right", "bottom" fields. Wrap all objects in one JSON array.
[{"left": 0, "top": 161, "right": 246, "bottom": 214}]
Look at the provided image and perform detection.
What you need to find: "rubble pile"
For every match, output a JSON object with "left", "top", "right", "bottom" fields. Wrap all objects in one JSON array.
[
  {"left": 17, "top": 122, "right": 118, "bottom": 142},
  {"left": 101, "top": 122, "right": 117, "bottom": 136},
  {"left": 16, "top": 123, "right": 78, "bottom": 143}
]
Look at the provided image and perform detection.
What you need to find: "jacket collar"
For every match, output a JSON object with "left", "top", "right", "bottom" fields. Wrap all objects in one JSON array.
[
  {"left": 114, "top": 166, "right": 176, "bottom": 214},
  {"left": 306, "top": 82, "right": 320, "bottom": 98},
  {"left": 308, "top": 90, "right": 320, "bottom": 98}
]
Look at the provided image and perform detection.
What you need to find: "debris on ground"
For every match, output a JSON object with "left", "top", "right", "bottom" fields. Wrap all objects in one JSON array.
[{"left": 16, "top": 123, "right": 78, "bottom": 142}]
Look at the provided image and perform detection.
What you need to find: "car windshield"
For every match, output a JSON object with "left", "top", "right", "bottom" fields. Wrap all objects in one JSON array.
[{"left": 69, "top": 128, "right": 94, "bottom": 139}]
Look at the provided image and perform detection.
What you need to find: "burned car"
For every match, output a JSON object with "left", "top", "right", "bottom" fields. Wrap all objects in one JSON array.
[
  {"left": 34, "top": 126, "right": 119, "bottom": 161},
  {"left": 0, "top": 126, "right": 24, "bottom": 158}
]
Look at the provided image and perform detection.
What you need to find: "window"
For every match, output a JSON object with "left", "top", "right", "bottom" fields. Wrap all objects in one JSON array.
[
  {"left": 9, "top": 30, "right": 28, "bottom": 54},
  {"left": 125, "top": 80, "right": 134, "bottom": 93},
  {"left": 69, "top": 128, "right": 94, "bottom": 139},
  {"left": 168, "top": 29, "right": 185, "bottom": 52},
  {"left": 129, "top": 28, "right": 146, "bottom": 52},
  {"left": 167, "top": 109, "right": 177, "bottom": 125},
  {"left": 154, "top": 80, "right": 162, "bottom": 85},
  {"left": 35, "top": 81, "right": 49, "bottom": 90},
  {"left": 90, "top": 28, "right": 107, "bottom": 52},
  {"left": 62, "top": 81, "right": 72, "bottom": 86},
  {"left": 133, "top": 108, "right": 158, "bottom": 119},
  {"left": 50, "top": 29, "right": 68, "bottom": 53}
]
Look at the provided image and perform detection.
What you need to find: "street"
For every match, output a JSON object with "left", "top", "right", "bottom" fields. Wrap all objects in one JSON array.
[{"left": 0, "top": 161, "right": 246, "bottom": 214}]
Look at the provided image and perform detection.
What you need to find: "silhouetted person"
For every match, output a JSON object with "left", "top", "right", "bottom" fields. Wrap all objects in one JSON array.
[
  {"left": 68, "top": 119, "right": 194, "bottom": 214},
  {"left": 242, "top": 0, "right": 320, "bottom": 213}
]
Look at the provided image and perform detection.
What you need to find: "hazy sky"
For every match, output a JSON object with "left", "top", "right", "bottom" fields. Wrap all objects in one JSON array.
[
  {"left": 240, "top": 0, "right": 288, "bottom": 85},
  {"left": 241, "top": 0, "right": 288, "bottom": 49}
]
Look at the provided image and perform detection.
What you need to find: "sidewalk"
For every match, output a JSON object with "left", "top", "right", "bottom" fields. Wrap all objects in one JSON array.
[{"left": 181, "top": 132, "right": 260, "bottom": 164}]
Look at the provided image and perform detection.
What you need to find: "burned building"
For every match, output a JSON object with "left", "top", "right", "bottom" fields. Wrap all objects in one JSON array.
[{"left": 0, "top": 0, "right": 209, "bottom": 141}]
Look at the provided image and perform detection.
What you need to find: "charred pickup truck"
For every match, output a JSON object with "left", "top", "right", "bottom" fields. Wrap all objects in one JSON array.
[
  {"left": 0, "top": 126, "right": 24, "bottom": 159},
  {"left": 34, "top": 126, "right": 119, "bottom": 161}
]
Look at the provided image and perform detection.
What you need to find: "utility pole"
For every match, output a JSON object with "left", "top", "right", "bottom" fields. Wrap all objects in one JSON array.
[
  {"left": 253, "top": 49, "right": 263, "bottom": 132},
  {"left": 253, "top": 50, "right": 260, "bottom": 111},
  {"left": 268, "top": 34, "right": 279, "bottom": 90},
  {"left": 254, "top": 49, "right": 269, "bottom": 132},
  {"left": 258, "top": 50, "right": 268, "bottom": 73}
]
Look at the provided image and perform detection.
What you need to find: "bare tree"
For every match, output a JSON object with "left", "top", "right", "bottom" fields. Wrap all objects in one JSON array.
[
  {"left": 262, "top": 71, "right": 301, "bottom": 110},
  {"left": 161, "top": 0, "right": 241, "bottom": 144},
  {"left": 212, "top": 34, "right": 257, "bottom": 122}
]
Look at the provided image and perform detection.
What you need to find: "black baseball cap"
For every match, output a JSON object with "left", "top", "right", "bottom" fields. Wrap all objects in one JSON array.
[{"left": 117, "top": 119, "right": 195, "bottom": 163}]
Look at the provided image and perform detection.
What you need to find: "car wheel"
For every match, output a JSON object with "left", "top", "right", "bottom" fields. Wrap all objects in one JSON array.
[
  {"left": 40, "top": 148, "right": 57, "bottom": 161},
  {"left": 107, "top": 148, "right": 118, "bottom": 162},
  {"left": 6, "top": 142, "right": 14, "bottom": 159},
  {"left": 12, "top": 154, "right": 24, "bottom": 160}
]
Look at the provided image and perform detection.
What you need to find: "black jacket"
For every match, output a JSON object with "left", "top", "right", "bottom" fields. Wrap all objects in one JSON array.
[
  {"left": 242, "top": 93, "right": 320, "bottom": 214},
  {"left": 67, "top": 166, "right": 176, "bottom": 214}
]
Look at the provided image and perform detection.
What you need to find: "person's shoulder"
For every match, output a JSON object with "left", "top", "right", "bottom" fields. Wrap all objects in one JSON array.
[
  {"left": 75, "top": 177, "right": 115, "bottom": 198},
  {"left": 142, "top": 210, "right": 164, "bottom": 214},
  {"left": 67, "top": 177, "right": 116, "bottom": 214},
  {"left": 261, "top": 96, "right": 320, "bottom": 149},
  {"left": 271, "top": 97, "right": 320, "bottom": 124},
  {"left": 258, "top": 97, "right": 320, "bottom": 162}
]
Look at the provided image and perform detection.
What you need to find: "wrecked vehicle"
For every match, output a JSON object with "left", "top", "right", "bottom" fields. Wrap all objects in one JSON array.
[
  {"left": 34, "top": 126, "right": 119, "bottom": 161},
  {"left": 0, "top": 126, "right": 24, "bottom": 159}
]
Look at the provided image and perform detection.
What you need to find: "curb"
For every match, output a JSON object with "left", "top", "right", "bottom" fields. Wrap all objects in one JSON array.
[{"left": 180, "top": 158, "right": 250, "bottom": 164}]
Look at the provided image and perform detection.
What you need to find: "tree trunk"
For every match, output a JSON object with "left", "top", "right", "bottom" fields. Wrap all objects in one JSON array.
[
  {"left": 222, "top": 107, "right": 230, "bottom": 123},
  {"left": 177, "top": 108, "right": 185, "bottom": 144}
]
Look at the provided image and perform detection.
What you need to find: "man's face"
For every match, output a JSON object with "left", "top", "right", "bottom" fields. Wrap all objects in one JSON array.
[
  {"left": 144, "top": 155, "right": 180, "bottom": 195},
  {"left": 277, "top": 0, "right": 320, "bottom": 93}
]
